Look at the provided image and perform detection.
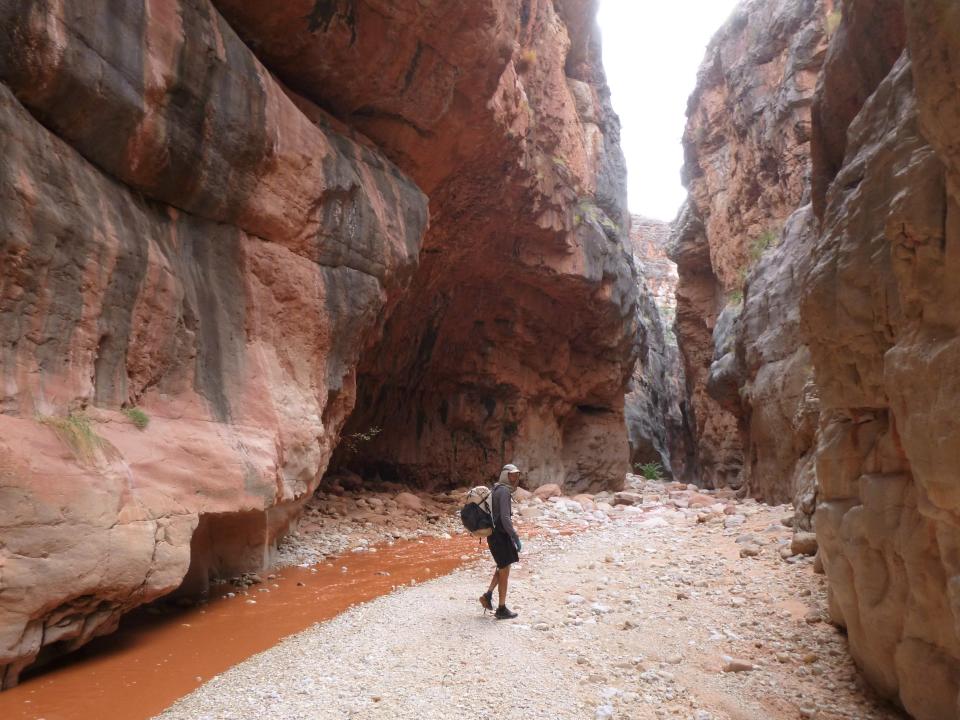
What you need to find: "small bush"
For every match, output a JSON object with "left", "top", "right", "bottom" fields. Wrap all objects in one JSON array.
[
  {"left": 123, "top": 407, "right": 150, "bottom": 430},
  {"left": 341, "top": 426, "right": 382, "bottom": 457},
  {"left": 634, "top": 461, "right": 664, "bottom": 481},
  {"left": 41, "top": 412, "right": 106, "bottom": 463},
  {"left": 748, "top": 228, "right": 780, "bottom": 264},
  {"left": 825, "top": 8, "right": 842, "bottom": 36},
  {"left": 729, "top": 288, "right": 744, "bottom": 305},
  {"left": 516, "top": 48, "right": 537, "bottom": 73}
]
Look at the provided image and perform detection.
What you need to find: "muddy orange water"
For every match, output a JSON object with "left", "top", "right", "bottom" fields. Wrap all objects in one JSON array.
[{"left": 0, "top": 534, "right": 480, "bottom": 720}]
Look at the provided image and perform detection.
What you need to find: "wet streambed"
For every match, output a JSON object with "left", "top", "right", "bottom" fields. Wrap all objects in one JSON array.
[{"left": 0, "top": 534, "right": 479, "bottom": 720}]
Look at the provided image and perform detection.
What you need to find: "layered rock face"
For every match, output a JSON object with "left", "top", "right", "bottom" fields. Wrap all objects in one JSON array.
[
  {"left": 800, "top": 3, "right": 960, "bottom": 715},
  {"left": 624, "top": 216, "right": 693, "bottom": 480},
  {"left": 0, "top": 0, "right": 638, "bottom": 684},
  {"left": 0, "top": 0, "right": 429, "bottom": 686},
  {"left": 684, "top": 0, "right": 960, "bottom": 714},
  {"left": 212, "top": 0, "right": 641, "bottom": 493},
  {"left": 672, "top": 0, "right": 828, "bottom": 489}
]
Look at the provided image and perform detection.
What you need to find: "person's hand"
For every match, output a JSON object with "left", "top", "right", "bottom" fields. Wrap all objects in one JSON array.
[{"left": 514, "top": 537, "right": 522, "bottom": 552}]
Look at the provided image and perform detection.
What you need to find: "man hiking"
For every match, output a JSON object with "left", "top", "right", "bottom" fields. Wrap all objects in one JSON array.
[{"left": 479, "top": 463, "right": 522, "bottom": 619}]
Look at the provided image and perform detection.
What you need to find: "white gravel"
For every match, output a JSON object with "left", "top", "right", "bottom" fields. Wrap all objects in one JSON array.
[{"left": 157, "top": 483, "right": 903, "bottom": 720}]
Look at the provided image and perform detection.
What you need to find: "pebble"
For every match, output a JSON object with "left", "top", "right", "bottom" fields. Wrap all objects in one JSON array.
[{"left": 721, "top": 656, "right": 755, "bottom": 672}]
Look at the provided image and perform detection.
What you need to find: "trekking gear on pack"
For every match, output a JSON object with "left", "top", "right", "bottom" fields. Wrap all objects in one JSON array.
[{"left": 460, "top": 486, "right": 495, "bottom": 537}]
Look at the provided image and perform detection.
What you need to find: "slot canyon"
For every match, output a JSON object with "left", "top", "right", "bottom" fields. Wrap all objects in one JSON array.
[{"left": 0, "top": 0, "right": 958, "bottom": 718}]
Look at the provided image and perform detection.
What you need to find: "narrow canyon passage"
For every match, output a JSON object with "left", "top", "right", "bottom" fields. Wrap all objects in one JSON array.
[{"left": 1, "top": 0, "right": 959, "bottom": 718}]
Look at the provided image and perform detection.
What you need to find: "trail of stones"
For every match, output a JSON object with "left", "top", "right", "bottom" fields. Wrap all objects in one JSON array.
[{"left": 158, "top": 481, "right": 904, "bottom": 720}]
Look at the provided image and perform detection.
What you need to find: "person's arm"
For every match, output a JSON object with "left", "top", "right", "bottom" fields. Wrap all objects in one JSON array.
[{"left": 496, "top": 486, "right": 520, "bottom": 546}]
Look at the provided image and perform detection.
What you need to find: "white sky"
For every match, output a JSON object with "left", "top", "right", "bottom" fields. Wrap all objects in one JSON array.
[{"left": 597, "top": 0, "right": 740, "bottom": 221}]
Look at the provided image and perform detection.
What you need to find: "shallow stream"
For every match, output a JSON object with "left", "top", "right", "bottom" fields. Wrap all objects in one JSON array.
[{"left": 0, "top": 534, "right": 479, "bottom": 720}]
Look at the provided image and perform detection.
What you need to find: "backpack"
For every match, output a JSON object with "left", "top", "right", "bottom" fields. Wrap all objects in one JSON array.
[{"left": 460, "top": 486, "right": 495, "bottom": 537}]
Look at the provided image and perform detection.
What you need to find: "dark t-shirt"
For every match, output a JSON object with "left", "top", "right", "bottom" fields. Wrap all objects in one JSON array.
[{"left": 490, "top": 484, "right": 518, "bottom": 542}]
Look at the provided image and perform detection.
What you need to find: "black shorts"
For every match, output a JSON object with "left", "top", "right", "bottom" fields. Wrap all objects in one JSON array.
[{"left": 487, "top": 531, "right": 519, "bottom": 569}]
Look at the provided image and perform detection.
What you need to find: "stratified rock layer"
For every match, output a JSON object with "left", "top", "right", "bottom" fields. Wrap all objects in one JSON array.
[
  {"left": 672, "top": 0, "right": 828, "bottom": 489},
  {"left": 213, "top": 0, "right": 641, "bottom": 493},
  {"left": 624, "top": 216, "right": 693, "bottom": 480},
  {"left": 801, "top": 3, "right": 960, "bottom": 713},
  {"left": 0, "top": 0, "right": 641, "bottom": 685},
  {"left": 0, "top": 0, "right": 429, "bottom": 687}
]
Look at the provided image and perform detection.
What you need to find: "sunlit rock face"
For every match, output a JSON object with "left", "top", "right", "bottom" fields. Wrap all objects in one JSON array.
[
  {"left": 0, "top": 0, "right": 639, "bottom": 684},
  {"left": 213, "top": 0, "right": 642, "bottom": 493},
  {"left": 800, "top": 2, "right": 960, "bottom": 715},
  {"left": 672, "top": 0, "right": 828, "bottom": 489},
  {"left": 624, "top": 216, "right": 694, "bottom": 481}
]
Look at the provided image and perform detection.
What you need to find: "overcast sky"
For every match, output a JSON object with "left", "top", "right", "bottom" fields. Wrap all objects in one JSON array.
[{"left": 597, "top": 0, "right": 740, "bottom": 221}]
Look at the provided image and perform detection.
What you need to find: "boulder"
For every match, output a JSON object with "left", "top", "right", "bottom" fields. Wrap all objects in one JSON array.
[
  {"left": 790, "top": 532, "right": 818, "bottom": 557},
  {"left": 533, "top": 484, "right": 562, "bottom": 501},
  {"left": 394, "top": 493, "right": 425, "bottom": 512}
]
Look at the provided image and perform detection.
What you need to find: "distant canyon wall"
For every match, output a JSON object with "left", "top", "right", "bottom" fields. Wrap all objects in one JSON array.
[{"left": 624, "top": 216, "right": 694, "bottom": 481}]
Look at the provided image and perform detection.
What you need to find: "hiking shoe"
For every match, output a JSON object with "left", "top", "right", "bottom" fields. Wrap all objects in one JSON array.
[
  {"left": 495, "top": 606, "right": 518, "bottom": 620},
  {"left": 479, "top": 590, "right": 493, "bottom": 611}
]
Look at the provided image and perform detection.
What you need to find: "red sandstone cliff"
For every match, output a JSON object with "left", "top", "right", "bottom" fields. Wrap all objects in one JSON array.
[
  {"left": 680, "top": 0, "right": 960, "bottom": 715},
  {"left": 672, "top": 0, "right": 828, "bottom": 489},
  {"left": 801, "top": 2, "right": 960, "bottom": 715},
  {"left": 211, "top": 0, "right": 640, "bottom": 493},
  {"left": 0, "top": 0, "right": 640, "bottom": 684}
]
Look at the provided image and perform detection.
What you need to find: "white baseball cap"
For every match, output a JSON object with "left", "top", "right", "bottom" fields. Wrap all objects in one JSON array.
[{"left": 502, "top": 464, "right": 520, "bottom": 473}]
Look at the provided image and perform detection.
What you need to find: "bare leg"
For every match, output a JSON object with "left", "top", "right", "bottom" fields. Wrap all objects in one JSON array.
[
  {"left": 487, "top": 568, "right": 499, "bottom": 594},
  {"left": 497, "top": 565, "right": 511, "bottom": 607}
]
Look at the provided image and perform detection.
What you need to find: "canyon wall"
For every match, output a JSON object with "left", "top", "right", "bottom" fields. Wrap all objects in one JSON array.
[
  {"left": 0, "top": 0, "right": 640, "bottom": 685},
  {"left": 801, "top": 2, "right": 960, "bottom": 716},
  {"left": 672, "top": 0, "right": 828, "bottom": 490},
  {"left": 682, "top": 0, "right": 960, "bottom": 715},
  {"left": 211, "top": 0, "right": 641, "bottom": 493},
  {"left": 624, "top": 216, "right": 694, "bottom": 480}
]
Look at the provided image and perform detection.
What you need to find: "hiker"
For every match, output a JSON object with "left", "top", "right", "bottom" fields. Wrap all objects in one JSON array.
[{"left": 479, "top": 463, "right": 523, "bottom": 619}]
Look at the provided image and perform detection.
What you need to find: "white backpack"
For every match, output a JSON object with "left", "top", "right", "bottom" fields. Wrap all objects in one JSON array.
[{"left": 460, "top": 486, "right": 495, "bottom": 537}]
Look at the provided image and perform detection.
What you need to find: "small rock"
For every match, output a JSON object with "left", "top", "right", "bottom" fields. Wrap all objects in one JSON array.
[
  {"left": 721, "top": 656, "right": 754, "bottom": 672},
  {"left": 791, "top": 532, "right": 818, "bottom": 556},
  {"left": 595, "top": 704, "right": 614, "bottom": 720}
]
